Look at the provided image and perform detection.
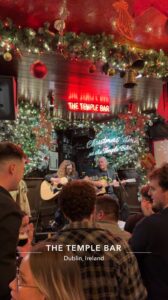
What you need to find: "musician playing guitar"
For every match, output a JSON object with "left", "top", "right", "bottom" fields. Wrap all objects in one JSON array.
[
  {"left": 85, "top": 157, "right": 120, "bottom": 201},
  {"left": 42, "top": 160, "right": 78, "bottom": 229},
  {"left": 45, "top": 160, "right": 78, "bottom": 185}
]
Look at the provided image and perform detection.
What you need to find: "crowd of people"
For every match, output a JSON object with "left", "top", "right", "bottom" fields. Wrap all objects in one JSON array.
[{"left": 1, "top": 141, "right": 168, "bottom": 300}]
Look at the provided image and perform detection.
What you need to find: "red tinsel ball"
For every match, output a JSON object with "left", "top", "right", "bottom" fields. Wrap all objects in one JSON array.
[
  {"left": 30, "top": 60, "right": 48, "bottom": 79},
  {"left": 89, "top": 64, "right": 96, "bottom": 73}
]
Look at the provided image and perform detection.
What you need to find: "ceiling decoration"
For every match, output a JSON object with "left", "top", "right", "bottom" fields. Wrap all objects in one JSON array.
[
  {"left": 0, "top": 0, "right": 168, "bottom": 51},
  {"left": 0, "top": 0, "right": 167, "bottom": 119},
  {"left": 0, "top": 19, "right": 168, "bottom": 79},
  {"left": 112, "top": 0, "right": 134, "bottom": 40}
]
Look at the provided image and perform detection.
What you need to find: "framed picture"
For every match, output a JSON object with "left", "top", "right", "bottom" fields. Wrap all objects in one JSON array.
[{"left": 49, "top": 151, "right": 58, "bottom": 170}]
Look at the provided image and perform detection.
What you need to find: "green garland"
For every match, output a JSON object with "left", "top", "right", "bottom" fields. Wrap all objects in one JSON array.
[{"left": 0, "top": 18, "right": 168, "bottom": 78}]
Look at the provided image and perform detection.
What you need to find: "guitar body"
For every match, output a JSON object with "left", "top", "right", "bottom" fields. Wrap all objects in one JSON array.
[
  {"left": 96, "top": 179, "right": 107, "bottom": 196},
  {"left": 40, "top": 177, "right": 68, "bottom": 201},
  {"left": 96, "top": 178, "right": 136, "bottom": 196}
]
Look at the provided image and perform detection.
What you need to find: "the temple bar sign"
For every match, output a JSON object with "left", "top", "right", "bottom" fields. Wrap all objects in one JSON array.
[
  {"left": 67, "top": 102, "right": 110, "bottom": 113},
  {"left": 67, "top": 92, "right": 110, "bottom": 113}
]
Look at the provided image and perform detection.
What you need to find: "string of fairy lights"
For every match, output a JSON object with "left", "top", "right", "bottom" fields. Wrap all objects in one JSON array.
[{"left": 0, "top": 18, "right": 168, "bottom": 78}]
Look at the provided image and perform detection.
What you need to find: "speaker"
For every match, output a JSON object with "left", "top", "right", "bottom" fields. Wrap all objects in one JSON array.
[{"left": 0, "top": 76, "right": 17, "bottom": 120}]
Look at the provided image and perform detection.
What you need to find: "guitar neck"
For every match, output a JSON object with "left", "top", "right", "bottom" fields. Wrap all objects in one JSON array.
[{"left": 109, "top": 178, "right": 136, "bottom": 186}]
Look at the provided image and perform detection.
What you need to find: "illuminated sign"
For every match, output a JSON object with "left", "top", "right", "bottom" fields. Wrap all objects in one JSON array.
[
  {"left": 67, "top": 92, "right": 110, "bottom": 113},
  {"left": 67, "top": 102, "right": 110, "bottom": 113}
]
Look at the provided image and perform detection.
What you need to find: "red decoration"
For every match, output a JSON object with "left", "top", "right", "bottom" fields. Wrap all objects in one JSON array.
[
  {"left": 133, "top": 0, "right": 168, "bottom": 18},
  {"left": 140, "top": 153, "right": 156, "bottom": 170},
  {"left": 30, "top": 60, "right": 48, "bottom": 79},
  {"left": 118, "top": 104, "right": 148, "bottom": 134},
  {"left": 113, "top": 0, "right": 134, "bottom": 40},
  {"left": 89, "top": 64, "right": 96, "bottom": 73},
  {"left": 157, "top": 83, "right": 168, "bottom": 121},
  {"left": 32, "top": 110, "right": 52, "bottom": 148}
]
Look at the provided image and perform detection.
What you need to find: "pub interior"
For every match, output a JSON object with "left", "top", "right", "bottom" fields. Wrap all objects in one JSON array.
[{"left": 0, "top": 1, "right": 168, "bottom": 300}]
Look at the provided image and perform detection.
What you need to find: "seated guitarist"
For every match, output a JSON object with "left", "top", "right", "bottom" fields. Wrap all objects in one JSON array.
[
  {"left": 45, "top": 160, "right": 78, "bottom": 185},
  {"left": 85, "top": 157, "right": 119, "bottom": 201},
  {"left": 45, "top": 160, "right": 78, "bottom": 229}
]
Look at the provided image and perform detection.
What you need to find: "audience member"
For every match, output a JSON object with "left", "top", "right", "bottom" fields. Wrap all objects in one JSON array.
[
  {"left": 125, "top": 184, "right": 154, "bottom": 233},
  {"left": 95, "top": 194, "right": 131, "bottom": 241},
  {"left": 10, "top": 241, "right": 85, "bottom": 300},
  {"left": 0, "top": 141, "right": 25, "bottom": 300},
  {"left": 130, "top": 164, "right": 168, "bottom": 300},
  {"left": 53, "top": 180, "right": 147, "bottom": 300}
]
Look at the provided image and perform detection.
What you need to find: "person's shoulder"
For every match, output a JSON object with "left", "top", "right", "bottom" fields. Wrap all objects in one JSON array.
[
  {"left": 134, "top": 213, "right": 161, "bottom": 230},
  {"left": 0, "top": 188, "right": 13, "bottom": 203},
  {"left": 0, "top": 189, "right": 21, "bottom": 216}
]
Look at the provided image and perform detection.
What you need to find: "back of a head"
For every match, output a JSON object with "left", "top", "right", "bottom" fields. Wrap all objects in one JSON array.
[
  {"left": 59, "top": 180, "right": 96, "bottom": 221},
  {"left": 96, "top": 194, "right": 119, "bottom": 221},
  {"left": 29, "top": 241, "right": 85, "bottom": 300},
  {"left": 0, "top": 141, "right": 25, "bottom": 164},
  {"left": 149, "top": 163, "right": 168, "bottom": 191}
]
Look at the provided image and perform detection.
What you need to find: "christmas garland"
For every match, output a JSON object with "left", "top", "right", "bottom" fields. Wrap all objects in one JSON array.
[{"left": 0, "top": 18, "right": 168, "bottom": 78}]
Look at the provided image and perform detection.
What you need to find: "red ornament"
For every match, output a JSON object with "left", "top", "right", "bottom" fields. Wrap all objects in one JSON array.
[
  {"left": 89, "top": 64, "right": 96, "bottom": 73},
  {"left": 30, "top": 60, "right": 48, "bottom": 79}
]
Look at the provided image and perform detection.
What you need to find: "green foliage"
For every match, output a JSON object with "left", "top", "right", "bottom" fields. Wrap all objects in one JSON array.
[
  {"left": 0, "top": 101, "right": 49, "bottom": 174},
  {"left": 0, "top": 18, "right": 168, "bottom": 78},
  {"left": 88, "top": 119, "right": 148, "bottom": 170}
]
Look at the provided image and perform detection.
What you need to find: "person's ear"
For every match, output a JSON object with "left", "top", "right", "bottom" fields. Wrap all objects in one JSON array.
[
  {"left": 97, "top": 210, "right": 104, "bottom": 221},
  {"left": 8, "top": 163, "right": 16, "bottom": 175}
]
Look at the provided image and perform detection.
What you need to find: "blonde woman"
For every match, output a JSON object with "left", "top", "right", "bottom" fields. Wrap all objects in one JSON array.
[
  {"left": 45, "top": 160, "right": 78, "bottom": 186},
  {"left": 10, "top": 241, "right": 85, "bottom": 300},
  {"left": 57, "top": 160, "right": 78, "bottom": 179}
]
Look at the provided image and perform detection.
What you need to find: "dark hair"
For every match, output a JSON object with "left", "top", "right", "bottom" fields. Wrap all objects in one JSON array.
[
  {"left": 149, "top": 163, "right": 168, "bottom": 191},
  {"left": 0, "top": 142, "right": 26, "bottom": 162},
  {"left": 140, "top": 185, "right": 153, "bottom": 203},
  {"left": 96, "top": 194, "right": 119, "bottom": 221},
  {"left": 59, "top": 180, "right": 96, "bottom": 221}
]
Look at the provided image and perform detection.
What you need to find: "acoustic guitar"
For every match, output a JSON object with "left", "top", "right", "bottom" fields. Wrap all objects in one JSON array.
[
  {"left": 95, "top": 178, "right": 136, "bottom": 195},
  {"left": 40, "top": 177, "right": 68, "bottom": 201}
]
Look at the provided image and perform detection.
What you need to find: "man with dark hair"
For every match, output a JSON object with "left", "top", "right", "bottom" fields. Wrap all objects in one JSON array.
[
  {"left": 0, "top": 141, "right": 26, "bottom": 300},
  {"left": 130, "top": 163, "right": 168, "bottom": 300},
  {"left": 125, "top": 184, "right": 154, "bottom": 233},
  {"left": 95, "top": 194, "right": 131, "bottom": 241},
  {"left": 54, "top": 180, "right": 146, "bottom": 300}
]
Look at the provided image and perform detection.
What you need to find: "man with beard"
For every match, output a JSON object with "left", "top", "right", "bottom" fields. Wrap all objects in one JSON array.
[{"left": 130, "top": 163, "right": 168, "bottom": 300}]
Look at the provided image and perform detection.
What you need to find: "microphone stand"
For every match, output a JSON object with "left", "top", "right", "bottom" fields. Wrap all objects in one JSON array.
[
  {"left": 114, "top": 170, "right": 129, "bottom": 199},
  {"left": 115, "top": 170, "right": 131, "bottom": 221}
]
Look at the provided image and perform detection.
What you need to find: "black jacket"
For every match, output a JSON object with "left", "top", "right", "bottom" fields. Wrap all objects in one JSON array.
[
  {"left": 130, "top": 208, "right": 168, "bottom": 300},
  {"left": 0, "top": 186, "right": 22, "bottom": 300}
]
